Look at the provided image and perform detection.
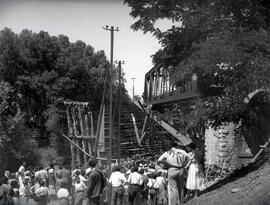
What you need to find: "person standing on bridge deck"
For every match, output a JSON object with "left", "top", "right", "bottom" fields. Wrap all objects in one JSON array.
[{"left": 158, "top": 140, "right": 190, "bottom": 205}]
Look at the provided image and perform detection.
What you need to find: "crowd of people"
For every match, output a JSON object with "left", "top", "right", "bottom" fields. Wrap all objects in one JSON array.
[{"left": 0, "top": 141, "right": 205, "bottom": 205}]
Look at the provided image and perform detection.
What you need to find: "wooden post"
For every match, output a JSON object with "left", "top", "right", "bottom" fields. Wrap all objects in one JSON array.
[
  {"left": 82, "top": 105, "right": 89, "bottom": 167},
  {"left": 71, "top": 106, "right": 81, "bottom": 166},
  {"left": 90, "top": 112, "right": 94, "bottom": 137},
  {"left": 75, "top": 138, "right": 82, "bottom": 166},
  {"left": 250, "top": 137, "right": 270, "bottom": 163},
  {"left": 88, "top": 111, "right": 93, "bottom": 156},
  {"left": 71, "top": 106, "right": 78, "bottom": 136},
  {"left": 78, "top": 106, "right": 88, "bottom": 165},
  {"left": 66, "top": 106, "right": 75, "bottom": 168},
  {"left": 84, "top": 108, "right": 91, "bottom": 157}
]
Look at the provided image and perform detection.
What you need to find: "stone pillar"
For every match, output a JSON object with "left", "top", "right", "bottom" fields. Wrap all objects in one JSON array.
[{"left": 205, "top": 123, "right": 241, "bottom": 171}]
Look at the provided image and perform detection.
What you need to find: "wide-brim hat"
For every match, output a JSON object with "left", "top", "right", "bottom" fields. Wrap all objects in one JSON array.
[{"left": 175, "top": 139, "right": 190, "bottom": 146}]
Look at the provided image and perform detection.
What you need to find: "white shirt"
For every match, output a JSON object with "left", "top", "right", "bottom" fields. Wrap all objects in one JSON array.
[
  {"left": 127, "top": 172, "right": 143, "bottom": 185},
  {"left": 72, "top": 169, "right": 81, "bottom": 178},
  {"left": 158, "top": 148, "right": 190, "bottom": 167},
  {"left": 74, "top": 181, "right": 87, "bottom": 192},
  {"left": 85, "top": 167, "right": 92, "bottom": 175},
  {"left": 35, "top": 187, "right": 48, "bottom": 196},
  {"left": 57, "top": 188, "right": 69, "bottom": 199},
  {"left": 18, "top": 165, "right": 25, "bottom": 174},
  {"left": 79, "top": 175, "right": 87, "bottom": 182},
  {"left": 109, "top": 171, "right": 126, "bottom": 187},
  {"left": 154, "top": 176, "right": 166, "bottom": 189},
  {"left": 147, "top": 178, "right": 156, "bottom": 188}
]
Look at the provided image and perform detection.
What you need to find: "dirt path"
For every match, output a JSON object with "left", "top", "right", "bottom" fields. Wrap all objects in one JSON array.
[{"left": 186, "top": 160, "right": 270, "bottom": 205}]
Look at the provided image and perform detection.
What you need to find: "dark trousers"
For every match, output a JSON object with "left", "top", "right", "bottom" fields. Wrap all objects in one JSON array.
[
  {"left": 89, "top": 196, "right": 100, "bottom": 205},
  {"left": 75, "top": 191, "right": 84, "bottom": 205},
  {"left": 128, "top": 184, "right": 140, "bottom": 205},
  {"left": 112, "top": 186, "right": 124, "bottom": 205},
  {"left": 149, "top": 188, "right": 157, "bottom": 205}
]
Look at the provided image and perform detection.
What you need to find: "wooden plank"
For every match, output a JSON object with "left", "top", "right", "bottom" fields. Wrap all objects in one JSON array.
[
  {"left": 66, "top": 107, "right": 75, "bottom": 168},
  {"left": 131, "top": 113, "right": 142, "bottom": 146},
  {"left": 78, "top": 106, "right": 87, "bottom": 165},
  {"left": 90, "top": 112, "right": 94, "bottom": 137},
  {"left": 134, "top": 100, "right": 192, "bottom": 145},
  {"left": 78, "top": 106, "right": 84, "bottom": 136},
  {"left": 75, "top": 139, "right": 82, "bottom": 166},
  {"left": 64, "top": 101, "right": 90, "bottom": 106},
  {"left": 70, "top": 107, "right": 78, "bottom": 137},
  {"left": 82, "top": 140, "right": 87, "bottom": 166},
  {"left": 62, "top": 134, "right": 107, "bottom": 161},
  {"left": 250, "top": 137, "right": 270, "bottom": 163}
]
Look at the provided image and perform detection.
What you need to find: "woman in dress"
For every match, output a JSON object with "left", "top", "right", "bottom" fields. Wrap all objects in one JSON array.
[{"left": 185, "top": 143, "right": 205, "bottom": 199}]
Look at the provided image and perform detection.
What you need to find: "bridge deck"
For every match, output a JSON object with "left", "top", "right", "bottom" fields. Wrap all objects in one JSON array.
[{"left": 144, "top": 64, "right": 199, "bottom": 105}]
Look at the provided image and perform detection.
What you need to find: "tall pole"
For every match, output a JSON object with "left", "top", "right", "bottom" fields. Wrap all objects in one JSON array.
[
  {"left": 131, "top": 77, "right": 136, "bottom": 100},
  {"left": 115, "top": 60, "right": 124, "bottom": 162},
  {"left": 103, "top": 25, "right": 119, "bottom": 205}
]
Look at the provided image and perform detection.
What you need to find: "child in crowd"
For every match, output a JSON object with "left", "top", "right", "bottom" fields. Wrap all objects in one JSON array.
[
  {"left": 74, "top": 176, "right": 87, "bottom": 205},
  {"left": 35, "top": 180, "right": 49, "bottom": 205},
  {"left": 147, "top": 173, "right": 157, "bottom": 205},
  {"left": 155, "top": 171, "right": 167, "bottom": 205},
  {"left": 10, "top": 180, "right": 20, "bottom": 205},
  {"left": 57, "top": 181, "right": 70, "bottom": 205},
  {"left": 19, "top": 176, "right": 30, "bottom": 205},
  {"left": 48, "top": 168, "right": 56, "bottom": 201}
]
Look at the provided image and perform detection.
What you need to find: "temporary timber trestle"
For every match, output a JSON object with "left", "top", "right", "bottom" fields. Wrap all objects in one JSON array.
[{"left": 64, "top": 101, "right": 106, "bottom": 167}]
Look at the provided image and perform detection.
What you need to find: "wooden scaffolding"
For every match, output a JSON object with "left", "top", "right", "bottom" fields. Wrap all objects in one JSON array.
[{"left": 64, "top": 101, "right": 105, "bottom": 167}]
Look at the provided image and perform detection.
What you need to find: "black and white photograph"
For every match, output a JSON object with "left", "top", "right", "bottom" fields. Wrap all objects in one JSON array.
[{"left": 0, "top": 0, "right": 270, "bottom": 205}]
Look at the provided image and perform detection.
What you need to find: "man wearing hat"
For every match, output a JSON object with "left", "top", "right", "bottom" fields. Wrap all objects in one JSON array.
[{"left": 158, "top": 140, "right": 190, "bottom": 205}]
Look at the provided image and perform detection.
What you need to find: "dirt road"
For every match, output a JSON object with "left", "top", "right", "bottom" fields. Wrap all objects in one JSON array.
[{"left": 186, "top": 160, "right": 270, "bottom": 205}]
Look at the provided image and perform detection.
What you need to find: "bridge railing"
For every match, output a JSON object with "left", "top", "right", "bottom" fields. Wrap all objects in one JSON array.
[{"left": 144, "top": 64, "right": 199, "bottom": 105}]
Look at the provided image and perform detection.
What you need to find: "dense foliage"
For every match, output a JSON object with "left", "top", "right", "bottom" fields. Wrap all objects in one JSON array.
[
  {"left": 0, "top": 28, "right": 110, "bottom": 171},
  {"left": 125, "top": 0, "right": 270, "bottom": 136}
]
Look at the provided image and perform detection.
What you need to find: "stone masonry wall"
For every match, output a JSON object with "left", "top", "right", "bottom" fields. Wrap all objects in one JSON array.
[{"left": 205, "top": 123, "right": 244, "bottom": 171}]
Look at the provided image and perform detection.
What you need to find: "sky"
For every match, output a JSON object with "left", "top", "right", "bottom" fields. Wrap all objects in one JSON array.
[{"left": 0, "top": 0, "right": 162, "bottom": 97}]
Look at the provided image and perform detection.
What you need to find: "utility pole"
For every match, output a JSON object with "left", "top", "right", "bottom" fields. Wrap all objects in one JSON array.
[
  {"left": 103, "top": 25, "right": 119, "bottom": 205},
  {"left": 131, "top": 77, "right": 136, "bottom": 100},
  {"left": 115, "top": 60, "right": 125, "bottom": 163}
]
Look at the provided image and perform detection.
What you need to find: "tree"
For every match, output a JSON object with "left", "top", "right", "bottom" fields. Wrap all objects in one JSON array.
[
  {"left": 0, "top": 81, "right": 40, "bottom": 172},
  {"left": 125, "top": 0, "right": 270, "bottom": 135},
  {"left": 0, "top": 28, "right": 111, "bottom": 167}
]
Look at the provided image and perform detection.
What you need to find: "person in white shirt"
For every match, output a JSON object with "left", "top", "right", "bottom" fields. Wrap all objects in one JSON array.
[
  {"left": 35, "top": 180, "right": 49, "bottom": 205},
  {"left": 155, "top": 172, "right": 167, "bottom": 205},
  {"left": 18, "top": 162, "right": 26, "bottom": 176},
  {"left": 74, "top": 176, "right": 87, "bottom": 205},
  {"left": 127, "top": 166, "right": 143, "bottom": 205},
  {"left": 158, "top": 141, "right": 190, "bottom": 205},
  {"left": 57, "top": 181, "right": 69, "bottom": 205},
  {"left": 147, "top": 173, "right": 157, "bottom": 205},
  {"left": 109, "top": 165, "right": 126, "bottom": 205}
]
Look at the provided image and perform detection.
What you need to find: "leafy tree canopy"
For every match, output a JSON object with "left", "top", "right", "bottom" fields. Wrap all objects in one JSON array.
[
  {"left": 125, "top": 0, "right": 270, "bottom": 134},
  {"left": 0, "top": 28, "right": 113, "bottom": 169}
]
